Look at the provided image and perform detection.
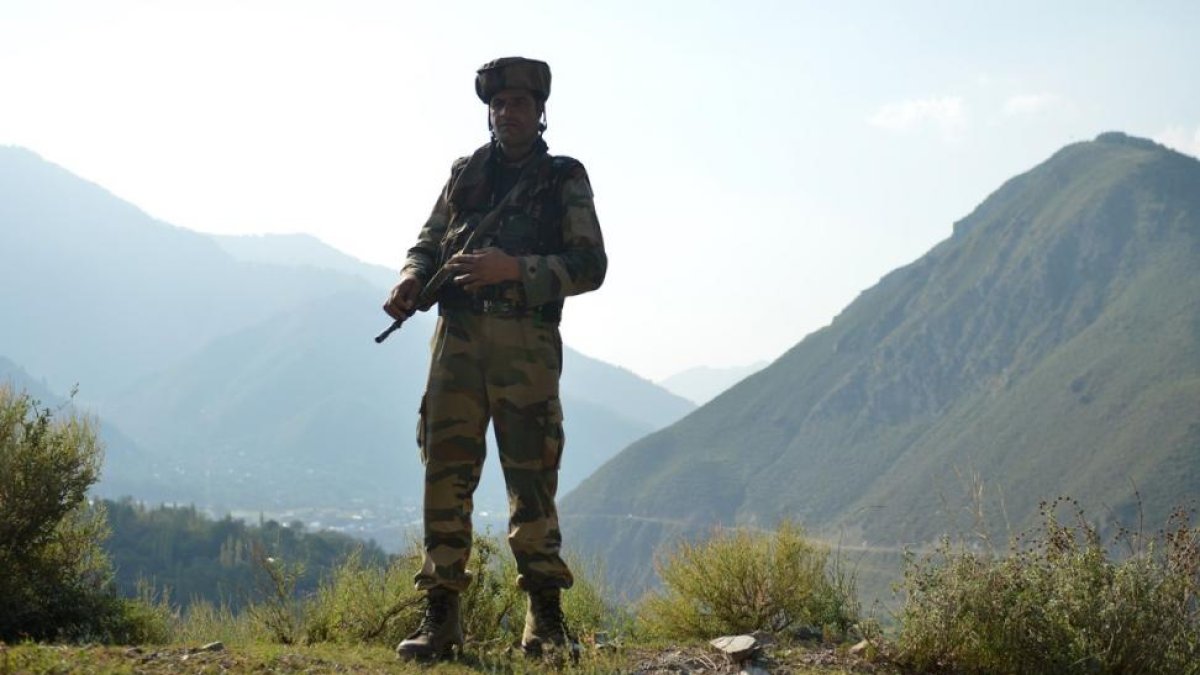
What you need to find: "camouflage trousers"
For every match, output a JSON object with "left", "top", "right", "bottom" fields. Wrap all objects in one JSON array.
[{"left": 414, "top": 308, "right": 574, "bottom": 593}]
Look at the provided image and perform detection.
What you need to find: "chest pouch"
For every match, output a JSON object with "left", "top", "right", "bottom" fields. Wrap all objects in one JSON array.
[{"left": 494, "top": 212, "right": 542, "bottom": 255}]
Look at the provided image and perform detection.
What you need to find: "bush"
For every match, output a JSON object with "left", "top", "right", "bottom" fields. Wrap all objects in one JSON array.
[
  {"left": 0, "top": 386, "right": 170, "bottom": 643},
  {"left": 174, "top": 599, "right": 260, "bottom": 646},
  {"left": 244, "top": 531, "right": 620, "bottom": 650},
  {"left": 300, "top": 547, "right": 424, "bottom": 646},
  {"left": 637, "top": 521, "right": 859, "bottom": 640},
  {"left": 895, "top": 498, "right": 1200, "bottom": 675}
]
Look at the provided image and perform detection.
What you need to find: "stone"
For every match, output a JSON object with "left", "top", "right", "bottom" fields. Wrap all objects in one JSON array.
[
  {"left": 850, "top": 638, "right": 870, "bottom": 655},
  {"left": 199, "top": 641, "right": 225, "bottom": 653},
  {"left": 709, "top": 634, "right": 758, "bottom": 661}
]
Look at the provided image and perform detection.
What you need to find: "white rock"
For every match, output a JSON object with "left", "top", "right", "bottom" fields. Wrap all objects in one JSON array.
[{"left": 710, "top": 634, "right": 758, "bottom": 660}]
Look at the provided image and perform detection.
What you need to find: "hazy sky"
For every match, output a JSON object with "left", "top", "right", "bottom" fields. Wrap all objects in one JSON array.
[{"left": 3, "top": 1, "right": 1198, "bottom": 381}]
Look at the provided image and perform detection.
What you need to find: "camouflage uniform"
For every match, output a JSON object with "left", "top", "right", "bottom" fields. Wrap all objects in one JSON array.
[{"left": 401, "top": 137, "right": 606, "bottom": 593}]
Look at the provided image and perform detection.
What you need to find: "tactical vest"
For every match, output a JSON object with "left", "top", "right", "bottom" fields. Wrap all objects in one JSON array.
[{"left": 436, "top": 141, "right": 579, "bottom": 322}]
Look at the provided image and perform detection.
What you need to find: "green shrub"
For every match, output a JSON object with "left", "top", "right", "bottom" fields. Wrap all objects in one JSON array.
[
  {"left": 637, "top": 521, "right": 859, "bottom": 640},
  {"left": 300, "top": 547, "right": 424, "bottom": 646},
  {"left": 453, "top": 536, "right": 625, "bottom": 648},
  {"left": 106, "top": 580, "right": 175, "bottom": 644},
  {"left": 243, "top": 531, "right": 620, "bottom": 651},
  {"left": 457, "top": 533, "right": 524, "bottom": 647},
  {"left": 175, "top": 598, "right": 260, "bottom": 646},
  {"left": 0, "top": 386, "right": 172, "bottom": 643},
  {"left": 562, "top": 554, "right": 631, "bottom": 642},
  {"left": 895, "top": 498, "right": 1200, "bottom": 675}
]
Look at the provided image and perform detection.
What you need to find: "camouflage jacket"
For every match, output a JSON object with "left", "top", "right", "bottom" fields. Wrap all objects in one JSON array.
[{"left": 401, "top": 139, "right": 606, "bottom": 321}]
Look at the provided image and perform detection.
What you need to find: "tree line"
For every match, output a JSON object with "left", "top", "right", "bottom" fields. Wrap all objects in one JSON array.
[{"left": 103, "top": 498, "right": 389, "bottom": 611}]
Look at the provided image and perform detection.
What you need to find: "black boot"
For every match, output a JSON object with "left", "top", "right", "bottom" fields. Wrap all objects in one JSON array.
[
  {"left": 522, "top": 587, "right": 577, "bottom": 658},
  {"left": 395, "top": 588, "right": 463, "bottom": 660}
]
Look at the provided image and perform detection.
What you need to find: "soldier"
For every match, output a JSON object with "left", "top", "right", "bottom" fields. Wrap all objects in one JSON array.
[{"left": 383, "top": 57, "right": 606, "bottom": 660}]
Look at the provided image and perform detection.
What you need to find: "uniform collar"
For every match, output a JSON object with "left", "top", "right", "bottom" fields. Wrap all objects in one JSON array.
[{"left": 450, "top": 139, "right": 549, "bottom": 210}]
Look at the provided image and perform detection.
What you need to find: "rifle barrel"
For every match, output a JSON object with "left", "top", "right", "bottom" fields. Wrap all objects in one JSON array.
[{"left": 374, "top": 315, "right": 408, "bottom": 343}]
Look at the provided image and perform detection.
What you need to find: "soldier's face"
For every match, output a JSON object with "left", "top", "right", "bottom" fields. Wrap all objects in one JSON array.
[{"left": 489, "top": 88, "right": 541, "bottom": 149}]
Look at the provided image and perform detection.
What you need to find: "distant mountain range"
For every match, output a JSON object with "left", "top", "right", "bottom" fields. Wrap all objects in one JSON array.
[
  {"left": 0, "top": 145, "right": 694, "bottom": 543},
  {"left": 211, "top": 232, "right": 400, "bottom": 290},
  {"left": 659, "top": 362, "right": 768, "bottom": 405},
  {"left": 0, "top": 147, "right": 372, "bottom": 401},
  {"left": 562, "top": 133, "right": 1200, "bottom": 594},
  {"left": 0, "top": 356, "right": 158, "bottom": 499}
]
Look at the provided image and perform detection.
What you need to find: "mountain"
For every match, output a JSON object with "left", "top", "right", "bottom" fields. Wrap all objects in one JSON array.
[
  {"left": 0, "top": 356, "right": 163, "bottom": 500},
  {"left": 0, "top": 146, "right": 371, "bottom": 399},
  {"left": 210, "top": 235, "right": 694, "bottom": 428},
  {"left": 211, "top": 233, "right": 400, "bottom": 290},
  {"left": 658, "top": 362, "right": 769, "bottom": 405},
  {"left": 99, "top": 288, "right": 685, "bottom": 521},
  {"left": 562, "top": 133, "right": 1200, "bottom": 594},
  {"left": 0, "top": 145, "right": 692, "bottom": 540}
]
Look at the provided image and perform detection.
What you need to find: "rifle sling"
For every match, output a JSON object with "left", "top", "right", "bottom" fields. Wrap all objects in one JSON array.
[{"left": 416, "top": 152, "right": 550, "bottom": 309}]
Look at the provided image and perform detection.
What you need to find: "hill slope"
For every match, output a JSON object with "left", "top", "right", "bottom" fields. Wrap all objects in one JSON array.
[
  {"left": 562, "top": 133, "right": 1200, "bottom": 592},
  {"left": 0, "top": 145, "right": 693, "bottom": 530},
  {"left": 0, "top": 146, "right": 371, "bottom": 399},
  {"left": 211, "top": 232, "right": 400, "bottom": 290},
  {"left": 658, "top": 362, "right": 769, "bottom": 405}
]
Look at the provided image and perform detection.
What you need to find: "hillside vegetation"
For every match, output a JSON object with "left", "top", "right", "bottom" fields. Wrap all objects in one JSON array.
[
  {"left": 4, "top": 376, "right": 1197, "bottom": 674},
  {"left": 104, "top": 499, "right": 388, "bottom": 611}
]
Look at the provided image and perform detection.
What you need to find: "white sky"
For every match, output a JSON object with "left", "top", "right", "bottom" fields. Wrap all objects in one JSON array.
[{"left": 3, "top": 1, "right": 1198, "bottom": 381}]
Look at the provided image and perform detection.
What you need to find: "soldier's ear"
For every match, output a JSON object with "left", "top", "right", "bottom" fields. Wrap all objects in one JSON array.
[{"left": 538, "top": 109, "right": 548, "bottom": 133}]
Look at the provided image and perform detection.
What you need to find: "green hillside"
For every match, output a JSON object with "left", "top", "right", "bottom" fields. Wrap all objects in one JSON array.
[{"left": 562, "top": 133, "right": 1200, "bottom": 594}]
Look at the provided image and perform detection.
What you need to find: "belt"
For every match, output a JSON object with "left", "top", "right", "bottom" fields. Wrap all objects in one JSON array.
[
  {"left": 477, "top": 298, "right": 524, "bottom": 316},
  {"left": 439, "top": 297, "right": 557, "bottom": 320}
]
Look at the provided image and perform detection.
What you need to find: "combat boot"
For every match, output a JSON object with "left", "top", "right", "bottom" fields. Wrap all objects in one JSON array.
[
  {"left": 522, "top": 587, "right": 578, "bottom": 658},
  {"left": 395, "top": 588, "right": 463, "bottom": 660}
]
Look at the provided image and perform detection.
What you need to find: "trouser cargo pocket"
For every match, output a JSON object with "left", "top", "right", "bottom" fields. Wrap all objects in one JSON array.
[
  {"left": 542, "top": 397, "right": 564, "bottom": 470},
  {"left": 416, "top": 394, "right": 428, "bottom": 465}
]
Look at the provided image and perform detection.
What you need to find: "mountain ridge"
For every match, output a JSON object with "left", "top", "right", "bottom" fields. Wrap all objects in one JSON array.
[
  {"left": 0, "top": 145, "right": 693, "bottom": 544},
  {"left": 0, "top": 146, "right": 373, "bottom": 399},
  {"left": 211, "top": 232, "right": 400, "bottom": 290},
  {"left": 562, "top": 132, "right": 1200, "bottom": 592}
]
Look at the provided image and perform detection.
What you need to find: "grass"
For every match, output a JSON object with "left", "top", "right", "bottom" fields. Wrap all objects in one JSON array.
[
  {"left": 15, "top": 504, "right": 1194, "bottom": 674},
  {"left": 0, "top": 641, "right": 882, "bottom": 674}
]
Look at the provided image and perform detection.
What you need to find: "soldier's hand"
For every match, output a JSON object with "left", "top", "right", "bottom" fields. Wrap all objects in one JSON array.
[
  {"left": 384, "top": 274, "right": 422, "bottom": 319},
  {"left": 446, "top": 247, "right": 520, "bottom": 292}
]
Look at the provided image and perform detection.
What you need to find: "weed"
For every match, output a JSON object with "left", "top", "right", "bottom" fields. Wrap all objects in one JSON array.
[
  {"left": 895, "top": 498, "right": 1200, "bottom": 674},
  {"left": 637, "top": 521, "right": 859, "bottom": 640}
]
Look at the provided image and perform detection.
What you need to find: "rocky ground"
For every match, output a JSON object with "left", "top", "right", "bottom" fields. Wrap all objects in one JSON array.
[{"left": 0, "top": 638, "right": 890, "bottom": 674}]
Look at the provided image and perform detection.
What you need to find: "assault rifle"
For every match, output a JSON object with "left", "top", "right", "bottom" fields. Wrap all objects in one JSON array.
[
  {"left": 375, "top": 153, "right": 547, "bottom": 344},
  {"left": 374, "top": 252, "right": 459, "bottom": 343}
]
